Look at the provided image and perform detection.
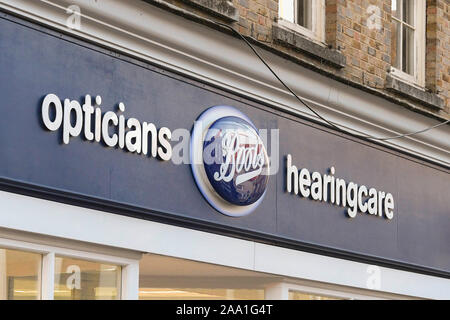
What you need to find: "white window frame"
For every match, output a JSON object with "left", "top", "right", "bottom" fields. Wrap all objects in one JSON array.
[
  {"left": 390, "top": 0, "right": 426, "bottom": 88},
  {"left": 278, "top": 0, "right": 326, "bottom": 44},
  {"left": 264, "top": 281, "right": 418, "bottom": 300},
  {"left": 0, "top": 235, "right": 140, "bottom": 300}
]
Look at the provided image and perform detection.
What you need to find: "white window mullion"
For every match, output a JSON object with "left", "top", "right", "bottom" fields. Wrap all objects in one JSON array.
[
  {"left": 293, "top": 0, "right": 298, "bottom": 25},
  {"left": 400, "top": 21, "right": 403, "bottom": 72},
  {"left": 399, "top": 0, "right": 404, "bottom": 73},
  {"left": 416, "top": 0, "right": 426, "bottom": 86},
  {"left": 414, "top": 2, "right": 419, "bottom": 82},
  {"left": 121, "top": 261, "right": 140, "bottom": 300},
  {"left": 41, "top": 252, "right": 55, "bottom": 300}
]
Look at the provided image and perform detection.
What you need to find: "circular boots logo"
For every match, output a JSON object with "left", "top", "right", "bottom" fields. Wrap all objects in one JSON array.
[{"left": 191, "top": 106, "right": 269, "bottom": 217}]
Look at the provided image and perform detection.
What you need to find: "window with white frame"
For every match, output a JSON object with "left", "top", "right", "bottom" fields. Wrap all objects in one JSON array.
[
  {"left": 0, "top": 248, "right": 42, "bottom": 300},
  {"left": 390, "top": 0, "right": 426, "bottom": 86},
  {"left": 278, "top": 0, "right": 325, "bottom": 42},
  {"left": 0, "top": 236, "right": 140, "bottom": 300}
]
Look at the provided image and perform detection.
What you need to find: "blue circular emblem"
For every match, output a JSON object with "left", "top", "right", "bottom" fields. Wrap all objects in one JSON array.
[{"left": 191, "top": 106, "right": 269, "bottom": 217}]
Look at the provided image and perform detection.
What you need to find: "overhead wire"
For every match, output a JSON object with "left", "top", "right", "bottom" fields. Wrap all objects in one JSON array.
[
  {"left": 218, "top": 23, "right": 450, "bottom": 142},
  {"left": 33, "top": 0, "right": 450, "bottom": 143}
]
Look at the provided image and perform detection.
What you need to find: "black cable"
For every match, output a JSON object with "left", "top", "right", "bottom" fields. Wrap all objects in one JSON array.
[{"left": 219, "top": 23, "right": 450, "bottom": 142}]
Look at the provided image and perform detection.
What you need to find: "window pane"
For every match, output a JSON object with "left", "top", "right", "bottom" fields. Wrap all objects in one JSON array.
[
  {"left": 139, "top": 288, "right": 265, "bottom": 300},
  {"left": 0, "top": 248, "right": 41, "bottom": 300},
  {"left": 391, "top": 20, "right": 402, "bottom": 70},
  {"left": 297, "top": 0, "right": 312, "bottom": 30},
  {"left": 402, "top": 0, "right": 414, "bottom": 25},
  {"left": 402, "top": 25, "right": 414, "bottom": 75},
  {"left": 54, "top": 256, "right": 120, "bottom": 300},
  {"left": 392, "top": 0, "right": 401, "bottom": 19},
  {"left": 139, "top": 254, "right": 276, "bottom": 300},
  {"left": 289, "top": 290, "right": 342, "bottom": 300},
  {"left": 279, "top": 0, "right": 295, "bottom": 23}
]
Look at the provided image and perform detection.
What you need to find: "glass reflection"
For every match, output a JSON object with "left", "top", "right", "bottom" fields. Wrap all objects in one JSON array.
[
  {"left": 54, "top": 256, "right": 120, "bottom": 300},
  {"left": 289, "top": 290, "right": 342, "bottom": 300},
  {"left": 139, "top": 254, "right": 273, "bottom": 300},
  {"left": 0, "top": 248, "right": 41, "bottom": 300}
]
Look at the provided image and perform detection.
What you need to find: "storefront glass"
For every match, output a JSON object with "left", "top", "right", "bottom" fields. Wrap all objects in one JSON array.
[
  {"left": 139, "top": 254, "right": 277, "bottom": 300},
  {"left": 139, "top": 288, "right": 265, "bottom": 300},
  {"left": 288, "top": 290, "right": 342, "bottom": 300},
  {"left": 54, "top": 256, "right": 121, "bottom": 300},
  {"left": 0, "top": 248, "right": 41, "bottom": 300}
]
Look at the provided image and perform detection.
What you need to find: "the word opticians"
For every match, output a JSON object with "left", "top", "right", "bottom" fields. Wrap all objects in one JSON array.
[{"left": 41, "top": 93, "right": 173, "bottom": 160}]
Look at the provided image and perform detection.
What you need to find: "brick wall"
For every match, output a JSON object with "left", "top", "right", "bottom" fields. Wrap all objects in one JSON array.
[
  {"left": 151, "top": 0, "right": 449, "bottom": 117},
  {"left": 427, "top": 0, "right": 450, "bottom": 113},
  {"left": 331, "top": 0, "right": 391, "bottom": 89}
]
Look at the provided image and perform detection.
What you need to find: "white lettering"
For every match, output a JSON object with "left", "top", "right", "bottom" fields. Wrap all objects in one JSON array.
[
  {"left": 286, "top": 155, "right": 394, "bottom": 220},
  {"left": 42, "top": 94, "right": 63, "bottom": 131},
  {"left": 213, "top": 130, "right": 265, "bottom": 186},
  {"left": 63, "top": 99, "right": 83, "bottom": 144}
]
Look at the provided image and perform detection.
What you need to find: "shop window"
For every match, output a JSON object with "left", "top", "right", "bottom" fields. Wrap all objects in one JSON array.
[
  {"left": 278, "top": 0, "right": 325, "bottom": 42},
  {"left": 138, "top": 254, "right": 276, "bottom": 300},
  {"left": 54, "top": 256, "right": 121, "bottom": 300},
  {"left": 0, "top": 248, "right": 41, "bottom": 300},
  {"left": 390, "top": 0, "right": 426, "bottom": 86},
  {"left": 139, "top": 288, "right": 265, "bottom": 300}
]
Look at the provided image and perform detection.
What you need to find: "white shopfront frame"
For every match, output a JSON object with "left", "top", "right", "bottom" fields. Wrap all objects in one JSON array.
[
  {"left": 0, "top": 229, "right": 141, "bottom": 300},
  {"left": 0, "top": 190, "right": 449, "bottom": 300}
]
